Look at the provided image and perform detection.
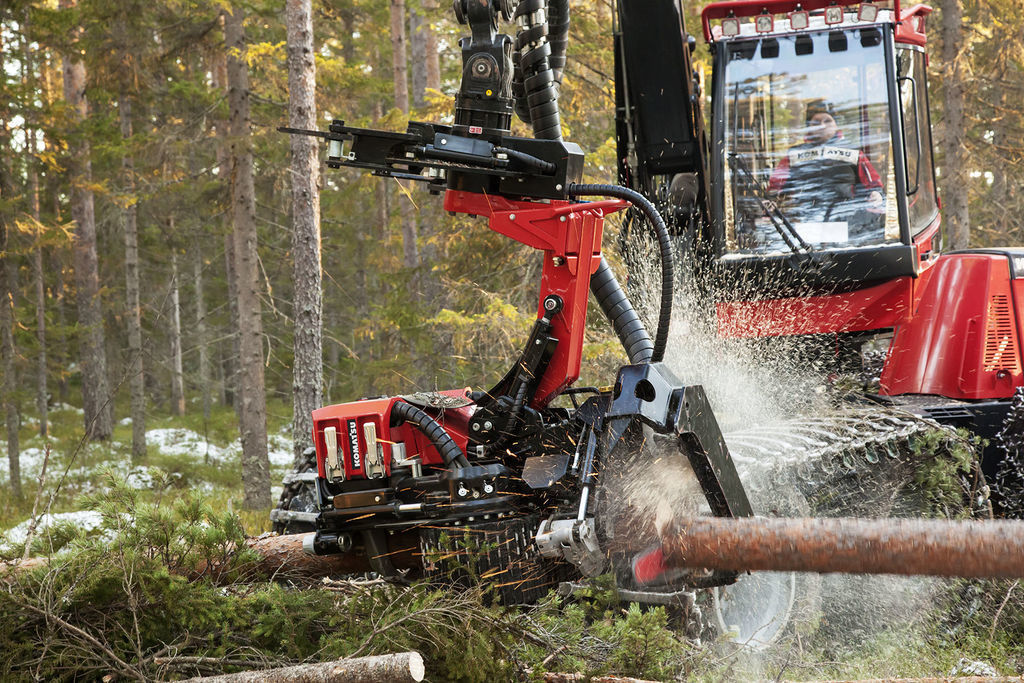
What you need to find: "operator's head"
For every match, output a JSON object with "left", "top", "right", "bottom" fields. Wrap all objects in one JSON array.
[{"left": 805, "top": 99, "right": 838, "bottom": 143}]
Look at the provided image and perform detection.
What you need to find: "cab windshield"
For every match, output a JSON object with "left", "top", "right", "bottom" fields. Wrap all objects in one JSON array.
[{"left": 721, "top": 28, "right": 899, "bottom": 256}]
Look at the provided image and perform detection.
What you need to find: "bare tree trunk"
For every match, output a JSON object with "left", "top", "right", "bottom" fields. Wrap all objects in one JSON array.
[
  {"left": 193, "top": 245, "right": 211, "bottom": 422},
  {"left": 23, "top": 15, "right": 48, "bottom": 440},
  {"left": 119, "top": 93, "right": 147, "bottom": 460},
  {"left": 939, "top": 0, "right": 970, "bottom": 249},
  {"left": 61, "top": 0, "right": 113, "bottom": 440},
  {"left": 389, "top": 0, "right": 420, "bottom": 271},
  {"left": 0, "top": 161, "right": 20, "bottom": 499},
  {"left": 225, "top": 6, "right": 271, "bottom": 510},
  {"left": 212, "top": 39, "right": 238, "bottom": 413},
  {"left": 423, "top": 0, "right": 440, "bottom": 93},
  {"left": 286, "top": 0, "right": 323, "bottom": 464},
  {"left": 169, "top": 245, "right": 186, "bottom": 416},
  {"left": 409, "top": 8, "right": 427, "bottom": 108}
]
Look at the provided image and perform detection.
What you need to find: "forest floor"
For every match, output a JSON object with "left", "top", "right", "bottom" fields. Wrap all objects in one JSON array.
[{"left": 2, "top": 399, "right": 1024, "bottom": 681}]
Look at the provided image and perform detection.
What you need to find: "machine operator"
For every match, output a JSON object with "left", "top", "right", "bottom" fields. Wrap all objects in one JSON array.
[{"left": 768, "top": 100, "right": 884, "bottom": 234}]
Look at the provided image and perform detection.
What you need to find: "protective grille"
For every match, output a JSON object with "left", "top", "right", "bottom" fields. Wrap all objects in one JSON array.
[{"left": 983, "top": 294, "right": 1021, "bottom": 374}]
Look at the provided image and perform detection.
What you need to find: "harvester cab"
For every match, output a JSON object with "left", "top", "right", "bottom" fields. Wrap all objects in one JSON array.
[
  {"left": 617, "top": 0, "right": 1024, "bottom": 497},
  {"left": 276, "top": 0, "right": 755, "bottom": 606}
]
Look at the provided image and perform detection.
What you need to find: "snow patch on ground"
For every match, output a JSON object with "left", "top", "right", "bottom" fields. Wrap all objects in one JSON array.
[{"left": 1, "top": 510, "right": 104, "bottom": 550}]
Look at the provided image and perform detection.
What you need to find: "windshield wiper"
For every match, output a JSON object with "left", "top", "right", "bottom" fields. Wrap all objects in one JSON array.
[{"left": 729, "top": 152, "right": 814, "bottom": 258}]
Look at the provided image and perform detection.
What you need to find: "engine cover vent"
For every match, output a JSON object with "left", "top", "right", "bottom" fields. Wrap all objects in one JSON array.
[{"left": 984, "top": 294, "right": 1021, "bottom": 374}]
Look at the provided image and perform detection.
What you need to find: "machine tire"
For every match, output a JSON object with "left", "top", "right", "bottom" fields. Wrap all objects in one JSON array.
[
  {"left": 271, "top": 446, "right": 319, "bottom": 535},
  {"left": 419, "top": 515, "right": 575, "bottom": 605},
  {"left": 711, "top": 475, "right": 822, "bottom": 650}
]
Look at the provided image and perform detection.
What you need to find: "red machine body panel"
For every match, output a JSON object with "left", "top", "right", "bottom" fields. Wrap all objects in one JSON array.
[
  {"left": 443, "top": 190, "right": 628, "bottom": 407},
  {"left": 312, "top": 390, "right": 474, "bottom": 480},
  {"left": 716, "top": 276, "right": 914, "bottom": 338},
  {"left": 881, "top": 253, "right": 1024, "bottom": 399}
]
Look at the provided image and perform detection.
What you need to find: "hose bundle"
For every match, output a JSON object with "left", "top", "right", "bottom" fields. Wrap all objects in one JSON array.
[{"left": 511, "top": 0, "right": 565, "bottom": 140}]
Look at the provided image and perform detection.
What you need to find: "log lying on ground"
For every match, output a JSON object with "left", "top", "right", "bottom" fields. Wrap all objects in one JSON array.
[
  {"left": 640, "top": 517, "right": 1024, "bottom": 581},
  {"left": 4, "top": 532, "right": 422, "bottom": 583},
  {"left": 182, "top": 652, "right": 425, "bottom": 682},
  {"left": 228, "top": 532, "right": 421, "bottom": 582}
]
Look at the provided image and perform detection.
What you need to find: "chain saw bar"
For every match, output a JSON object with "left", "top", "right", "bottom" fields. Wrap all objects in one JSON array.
[{"left": 279, "top": 120, "right": 579, "bottom": 200}]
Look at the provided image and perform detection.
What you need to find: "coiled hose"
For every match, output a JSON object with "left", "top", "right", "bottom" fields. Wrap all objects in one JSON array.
[
  {"left": 569, "top": 183, "right": 674, "bottom": 364},
  {"left": 511, "top": 0, "right": 562, "bottom": 139},
  {"left": 391, "top": 400, "right": 470, "bottom": 468}
]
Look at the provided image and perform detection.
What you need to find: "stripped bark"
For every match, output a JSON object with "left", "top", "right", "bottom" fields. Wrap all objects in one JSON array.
[
  {"left": 119, "top": 93, "right": 147, "bottom": 460},
  {"left": 225, "top": 6, "right": 271, "bottom": 509},
  {"left": 286, "top": 0, "right": 324, "bottom": 465},
  {"left": 181, "top": 652, "right": 425, "bottom": 682},
  {"left": 61, "top": 0, "right": 113, "bottom": 440}
]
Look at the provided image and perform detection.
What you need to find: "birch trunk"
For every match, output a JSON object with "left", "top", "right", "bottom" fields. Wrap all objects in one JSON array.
[
  {"left": 939, "top": 0, "right": 970, "bottom": 249},
  {"left": 119, "top": 93, "right": 147, "bottom": 460},
  {"left": 286, "top": 0, "right": 323, "bottom": 465},
  {"left": 169, "top": 245, "right": 186, "bottom": 416},
  {"left": 225, "top": 6, "right": 271, "bottom": 510},
  {"left": 61, "top": 0, "right": 113, "bottom": 440}
]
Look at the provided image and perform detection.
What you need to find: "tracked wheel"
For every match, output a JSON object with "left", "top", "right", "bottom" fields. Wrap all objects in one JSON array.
[{"left": 271, "top": 446, "right": 319, "bottom": 535}]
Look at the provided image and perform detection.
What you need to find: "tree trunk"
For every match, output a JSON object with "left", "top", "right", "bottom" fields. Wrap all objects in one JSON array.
[
  {"left": 409, "top": 9, "right": 427, "bottom": 108},
  {"left": 389, "top": 0, "right": 420, "bottom": 271},
  {"left": 119, "top": 93, "right": 147, "bottom": 460},
  {"left": 61, "top": 0, "right": 113, "bottom": 440},
  {"left": 23, "top": 16, "right": 48, "bottom": 440},
  {"left": 169, "top": 245, "right": 186, "bottom": 416},
  {"left": 0, "top": 170, "right": 19, "bottom": 500},
  {"left": 212, "top": 38, "right": 238, "bottom": 413},
  {"left": 193, "top": 245, "right": 211, "bottom": 422},
  {"left": 423, "top": 0, "right": 440, "bottom": 93},
  {"left": 180, "top": 653, "right": 425, "bottom": 683},
  {"left": 286, "top": 0, "right": 324, "bottom": 465},
  {"left": 939, "top": 0, "right": 970, "bottom": 249},
  {"left": 225, "top": 6, "right": 271, "bottom": 510}
]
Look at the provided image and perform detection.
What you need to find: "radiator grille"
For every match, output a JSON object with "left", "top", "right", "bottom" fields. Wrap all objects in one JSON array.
[{"left": 983, "top": 294, "right": 1021, "bottom": 374}]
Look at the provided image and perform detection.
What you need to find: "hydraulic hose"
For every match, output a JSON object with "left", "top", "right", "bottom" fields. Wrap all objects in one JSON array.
[
  {"left": 569, "top": 183, "right": 674, "bottom": 364},
  {"left": 589, "top": 257, "right": 654, "bottom": 364},
  {"left": 390, "top": 400, "right": 470, "bottom": 468},
  {"left": 512, "top": 0, "right": 562, "bottom": 139}
]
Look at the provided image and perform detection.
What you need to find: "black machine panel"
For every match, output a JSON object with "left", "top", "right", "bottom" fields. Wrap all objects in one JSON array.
[{"left": 615, "top": 0, "right": 704, "bottom": 184}]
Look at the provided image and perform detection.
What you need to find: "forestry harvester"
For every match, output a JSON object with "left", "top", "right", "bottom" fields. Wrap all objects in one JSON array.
[{"left": 273, "top": 0, "right": 1023, "bottom": 646}]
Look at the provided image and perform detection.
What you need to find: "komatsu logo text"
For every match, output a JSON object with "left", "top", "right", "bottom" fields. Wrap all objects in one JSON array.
[{"left": 346, "top": 420, "right": 361, "bottom": 470}]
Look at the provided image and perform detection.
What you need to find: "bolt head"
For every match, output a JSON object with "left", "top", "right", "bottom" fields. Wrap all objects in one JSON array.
[
  {"left": 483, "top": 421, "right": 493, "bottom": 430},
  {"left": 509, "top": 213, "right": 516, "bottom": 220}
]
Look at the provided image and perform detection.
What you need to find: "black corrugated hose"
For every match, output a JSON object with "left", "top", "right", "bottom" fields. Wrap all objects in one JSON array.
[
  {"left": 569, "top": 183, "right": 674, "bottom": 364},
  {"left": 511, "top": 0, "right": 562, "bottom": 139},
  {"left": 390, "top": 400, "right": 470, "bottom": 468}
]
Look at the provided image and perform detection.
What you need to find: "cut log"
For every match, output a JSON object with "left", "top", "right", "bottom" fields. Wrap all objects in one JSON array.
[
  {"left": 5, "top": 532, "right": 422, "bottom": 584},
  {"left": 182, "top": 652, "right": 425, "bottom": 682}
]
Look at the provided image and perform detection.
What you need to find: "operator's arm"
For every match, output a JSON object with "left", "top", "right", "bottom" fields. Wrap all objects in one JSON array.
[
  {"left": 857, "top": 151, "right": 884, "bottom": 207},
  {"left": 768, "top": 156, "right": 791, "bottom": 194}
]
